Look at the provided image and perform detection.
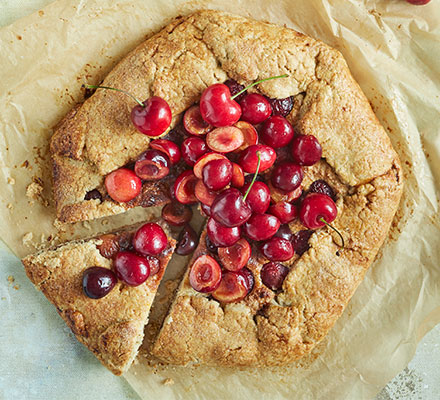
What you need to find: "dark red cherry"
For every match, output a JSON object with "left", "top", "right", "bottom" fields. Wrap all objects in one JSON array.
[
  {"left": 291, "top": 134, "right": 322, "bottom": 166},
  {"left": 133, "top": 223, "right": 168, "bottom": 256},
  {"left": 200, "top": 202, "right": 212, "bottom": 217},
  {"left": 271, "top": 162, "right": 303, "bottom": 192},
  {"left": 291, "top": 230, "right": 314, "bottom": 255},
  {"left": 202, "top": 158, "right": 233, "bottom": 191},
  {"left": 84, "top": 189, "right": 102, "bottom": 202},
  {"left": 150, "top": 139, "right": 181, "bottom": 164},
  {"left": 300, "top": 193, "right": 337, "bottom": 229},
  {"left": 176, "top": 224, "right": 198, "bottom": 256},
  {"left": 261, "top": 237, "right": 294, "bottom": 261},
  {"left": 238, "top": 144, "right": 276, "bottom": 173},
  {"left": 134, "top": 149, "right": 170, "bottom": 180},
  {"left": 199, "top": 84, "right": 242, "bottom": 127},
  {"left": 174, "top": 170, "right": 198, "bottom": 204},
  {"left": 113, "top": 251, "right": 151, "bottom": 286},
  {"left": 181, "top": 137, "right": 208, "bottom": 167},
  {"left": 243, "top": 213, "right": 281, "bottom": 241},
  {"left": 267, "top": 96, "right": 294, "bottom": 117},
  {"left": 206, "top": 217, "right": 241, "bottom": 247},
  {"left": 131, "top": 96, "right": 172, "bottom": 137},
  {"left": 82, "top": 267, "right": 117, "bottom": 299},
  {"left": 183, "top": 105, "right": 213, "bottom": 135},
  {"left": 218, "top": 238, "right": 251, "bottom": 272},
  {"left": 240, "top": 181, "right": 270, "bottom": 214},
  {"left": 275, "top": 224, "right": 293, "bottom": 241},
  {"left": 161, "top": 203, "right": 193, "bottom": 226},
  {"left": 105, "top": 168, "right": 142, "bottom": 203},
  {"left": 211, "top": 188, "right": 252, "bottom": 228},
  {"left": 189, "top": 254, "right": 222, "bottom": 293},
  {"left": 260, "top": 116, "right": 294, "bottom": 148},
  {"left": 240, "top": 93, "right": 272, "bottom": 124},
  {"left": 212, "top": 271, "right": 249, "bottom": 303},
  {"left": 205, "top": 234, "right": 218, "bottom": 254},
  {"left": 268, "top": 202, "right": 298, "bottom": 224},
  {"left": 224, "top": 79, "right": 246, "bottom": 102},
  {"left": 308, "top": 179, "right": 336, "bottom": 201},
  {"left": 238, "top": 267, "right": 255, "bottom": 292},
  {"left": 260, "top": 262, "right": 289, "bottom": 290}
]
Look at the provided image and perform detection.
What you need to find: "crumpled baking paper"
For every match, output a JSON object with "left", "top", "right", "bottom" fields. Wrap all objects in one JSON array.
[{"left": 0, "top": 0, "right": 439, "bottom": 399}]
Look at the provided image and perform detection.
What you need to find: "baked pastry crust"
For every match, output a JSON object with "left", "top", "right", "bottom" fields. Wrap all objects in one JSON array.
[{"left": 22, "top": 223, "right": 176, "bottom": 375}]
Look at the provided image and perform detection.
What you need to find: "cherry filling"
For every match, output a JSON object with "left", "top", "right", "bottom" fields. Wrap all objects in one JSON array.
[
  {"left": 260, "top": 262, "right": 289, "bottom": 290},
  {"left": 218, "top": 238, "right": 251, "bottom": 272},
  {"left": 189, "top": 254, "right": 222, "bottom": 293},
  {"left": 184, "top": 105, "right": 213, "bottom": 135},
  {"left": 212, "top": 271, "right": 249, "bottom": 303},
  {"left": 267, "top": 96, "right": 294, "bottom": 117},
  {"left": 83, "top": 267, "right": 117, "bottom": 299}
]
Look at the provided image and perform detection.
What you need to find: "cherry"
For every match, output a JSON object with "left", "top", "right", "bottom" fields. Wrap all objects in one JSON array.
[
  {"left": 233, "top": 121, "right": 258, "bottom": 152},
  {"left": 238, "top": 268, "right": 255, "bottom": 292},
  {"left": 113, "top": 251, "right": 151, "bottom": 286},
  {"left": 231, "top": 162, "right": 245, "bottom": 188},
  {"left": 210, "top": 188, "right": 252, "bottom": 227},
  {"left": 218, "top": 238, "right": 251, "bottom": 272},
  {"left": 240, "top": 93, "right": 272, "bottom": 124},
  {"left": 183, "top": 105, "right": 213, "bottom": 135},
  {"left": 150, "top": 139, "right": 181, "bottom": 164},
  {"left": 195, "top": 180, "right": 218, "bottom": 206},
  {"left": 199, "top": 84, "right": 242, "bottom": 127},
  {"left": 260, "top": 116, "right": 294, "bottom": 148},
  {"left": 271, "top": 162, "right": 303, "bottom": 192},
  {"left": 202, "top": 158, "right": 232, "bottom": 191},
  {"left": 105, "top": 168, "right": 142, "bottom": 203},
  {"left": 161, "top": 202, "right": 193, "bottom": 226},
  {"left": 193, "top": 152, "right": 228, "bottom": 179},
  {"left": 224, "top": 79, "right": 246, "bottom": 102},
  {"left": 291, "top": 134, "right": 322, "bottom": 166},
  {"left": 176, "top": 224, "right": 198, "bottom": 256},
  {"left": 261, "top": 237, "right": 294, "bottom": 261},
  {"left": 206, "top": 126, "right": 244, "bottom": 153},
  {"left": 240, "top": 181, "right": 270, "bottom": 214},
  {"left": 260, "top": 262, "right": 289, "bottom": 290},
  {"left": 406, "top": 0, "right": 431, "bottom": 4},
  {"left": 174, "top": 170, "right": 198, "bottom": 204},
  {"left": 268, "top": 202, "right": 298, "bottom": 224},
  {"left": 275, "top": 224, "right": 293, "bottom": 241},
  {"left": 84, "top": 189, "right": 102, "bottom": 202},
  {"left": 238, "top": 144, "right": 276, "bottom": 173},
  {"left": 181, "top": 137, "right": 208, "bottom": 167},
  {"left": 207, "top": 217, "right": 241, "bottom": 247},
  {"left": 212, "top": 271, "right": 249, "bottom": 303},
  {"left": 268, "top": 182, "right": 302, "bottom": 203},
  {"left": 243, "top": 213, "right": 281, "bottom": 241},
  {"left": 300, "top": 193, "right": 337, "bottom": 229},
  {"left": 205, "top": 234, "right": 218, "bottom": 254},
  {"left": 134, "top": 149, "right": 170, "bottom": 180},
  {"left": 308, "top": 179, "right": 336, "bottom": 201},
  {"left": 133, "top": 223, "right": 168, "bottom": 256},
  {"left": 267, "top": 96, "right": 294, "bottom": 117},
  {"left": 200, "top": 203, "right": 211, "bottom": 217},
  {"left": 189, "top": 254, "right": 222, "bottom": 293},
  {"left": 82, "top": 267, "right": 117, "bottom": 299},
  {"left": 291, "top": 230, "right": 313, "bottom": 255}
]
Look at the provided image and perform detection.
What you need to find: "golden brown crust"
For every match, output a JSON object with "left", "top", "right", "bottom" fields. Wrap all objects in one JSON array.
[{"left": 22, "top": 223, "right": 176, "bottom": 375}]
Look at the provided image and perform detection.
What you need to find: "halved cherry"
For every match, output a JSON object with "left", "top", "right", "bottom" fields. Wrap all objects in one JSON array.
[
  {"left": 150, "top": 139, "right": 181, "bottom": 164},
  {"left": 173, "top": 170, "right": 198, "bottom": 204},
  {"left": 218, "top": 238, "right": 251, "bottom": 272},
  {"left": 134, "top": 149, "right": 170, "bottom": 180},
  {"left": 161, "top": 203, "right": 193, "bottom": 226},
  {"left": 268, "top": 202, "right": 298, "bottom": 224},
  {"left": 207, "top": 217, "right": 241, "bottom": 247},
  {"left": 233, "top": 121, "right": 258, "bottom": 152},
  {"left": 268, "top": 182, "right": 302, "bottom": 203},
  {"left": 195, "top": 180, "right": 217, "bottom": 206},
  {"left": 212, "top": 271, "right": 249, "bottom": 303},
  {"left": 231, "top": 163, "right": 245, "bottom": 188},
  {"left": 189, "top": 254, "right": 222, "bottom": 293},
  {"left": 193, "top": 152, "right": 228, "bottom": 179},
  {"left": 238, "top": 144, "right": 276, "bottom": 173},
  {"left": 206, "top": 126, "right": 244, "bottom": 153},
  {"left": 105, "top": 168, "right": 142, "bottom": 203},
  {"left": 183, "top": 105, "right": 213, "bottom": 135}
]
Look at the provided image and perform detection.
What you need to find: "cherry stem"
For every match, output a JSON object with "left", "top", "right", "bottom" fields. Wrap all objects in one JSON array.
[
  {"left": 243, "top": 152, "right": 261, "bottom": 202},
  {"left": 231, "top": 74, "right": 289, "bottom": 100},
  {"left": 319, "top": 217, "right": 345, "bottom": 248},
  {"left": 82, "top": 84, "right": 144, "bottom": 107}
]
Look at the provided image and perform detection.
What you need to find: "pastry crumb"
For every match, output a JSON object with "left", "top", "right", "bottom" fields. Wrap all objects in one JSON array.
[
  {"left": 22, "top": 232, "right": 34, "bottom": 246},
  {"left": 163, "top": 378, "right": 175, "bottom": 386},
  {"left": 7, "top": 275, "right": 15, "bottom": 284},
  {"left": 7, "top": 177, "right": 15, "bottom": 185},
  {"left": 26, "top": 178, "right": 44, "bottom": 200}
]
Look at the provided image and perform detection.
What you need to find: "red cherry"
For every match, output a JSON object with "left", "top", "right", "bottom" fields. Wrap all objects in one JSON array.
[
  {"left": 238, "top": 144, "right": 276, "bottom": 173},
  {"left": 233, "top": 121, "right": 258, "bottom": 152},
  {"left": 300, "top": 193, "right": 337, "bottom": 229},
  {"left": 133, "top": 223, "right": 168, "bottom": 256},
  {"left": 134, "top": 149, "right": 170, "bottom": 180},
  {"left": 291, "top": 230, "right": 314, "bottom": 255},
  {"left": 181, "top": 137, "right": 208, "bottom": 167},
  {"left": 183, "top": 105, "right": 213, "bottom": 135},
  {"left": 161, "top": 203, "right": 193, "bottom": 226},
  {"left": 212, "top": 271, "right": 249, "bottom": 303},
  {"left": 211, "top": 188, "right": 252, "bottom": 228},
  {"left": 131, "top": 96, "right": 172, "bottom": 137},
  {"left": 240, "top": 181, "right": 270, "bottom": 214},
  {"left": 189, "top": 254, "right": 222, "bottom": 293},
  {"left": 200, "top": 202, "right": 211, "bottom": 217},
  {"left": 176, "top": 224, "right": 198, "bottom": 256},
  {"left": 240, "top": 93, "right": 272, "bottom": 124},
  {"left": 243, "top": 213, "right": 280, "bottom": 241},
  {"left": 261, "top": 237, "right": 294, "bottom": 261},
  {"left": 195, "top": 180, "right": 217, "bottom": 206},
  {"left": 206, "top": 126, "right": 244, "bottom": 153},
  {"left": 271, "top": 162, "right": 303, "bottom": 192},
  {"left": 105, "top": 168, "right": 142, "bottom": 203},
  {"left": 150, "top": 139, "right": 181, "bottom": 164},
  {"left": 113, "top": 251, "right": 151, "bottom": 286},
  {"left": 291, "top": 134, "right": 322, "bottom": 166},
  {"left": 275, "top": 224, "right": 293, "bottom": 241},
  {"left": 260, "top": 116, "right": 294, "bottom": 148},
  {"left": 207, "top": 217, "right": 241, "bottom": 247},
  {"left": 231, "top": 163, "right": 245, "bottom": 188},
  {"left": 218, "top": 238, "right": 251, "bottom": 272},
  {"left": 193, "top": 152, "right": 228, "bottom": 179},
  {"left": 406, "top": 0, "right": 430, "bottom": 4},
  {"left": 199, "top": 84, "right": 242, "bottom": 127},
  {"left": 238, "top": 268, "right": 255, "bottom": 292},
  {"left": 267, "top": 96, "right": 294, "bottom": 117},
  {"left": 174, "top": 170, "right": 198, "bottom": 204},
  {"left": 260, "top": 262, "right": 289, "bottom": 290},
  {"left": 202, "top": 158, "right": 233, "bottom": 191},
  {"left": 268, "top": 202, "right": 298, "bottom": 224},
  {"left": 82, "top": 267, "right": 117, "bottom": 299}
]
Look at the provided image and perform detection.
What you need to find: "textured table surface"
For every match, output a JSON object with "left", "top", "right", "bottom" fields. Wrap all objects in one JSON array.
[{"left": 0, "top": 1, "right": 439, "bottom": 399}]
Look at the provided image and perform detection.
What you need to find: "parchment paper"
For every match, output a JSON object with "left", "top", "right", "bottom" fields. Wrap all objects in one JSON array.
[{"left": 0, "top": 0, "right": 439, "bottom": 399}]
